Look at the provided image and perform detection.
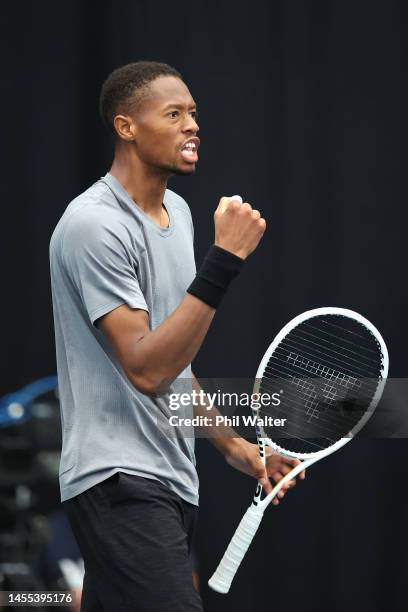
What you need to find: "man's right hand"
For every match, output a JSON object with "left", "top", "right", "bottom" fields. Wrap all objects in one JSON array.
[{"left": 214, "top": 196, "right": 267, "bottom": 259}]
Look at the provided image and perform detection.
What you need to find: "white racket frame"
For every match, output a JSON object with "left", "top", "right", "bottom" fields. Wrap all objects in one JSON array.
[{"left": 208, "top": 307, "right": 389, "bottom": 594}]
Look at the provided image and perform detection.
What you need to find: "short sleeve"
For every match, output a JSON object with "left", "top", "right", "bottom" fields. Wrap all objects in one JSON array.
[{"left": 62, "top": 216, "right": 148, "bottom": 325}]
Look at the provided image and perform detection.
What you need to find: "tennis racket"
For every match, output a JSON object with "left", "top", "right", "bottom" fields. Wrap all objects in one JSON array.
[{"left": 208, "top": 307, "right": 388, "bottom": 594}]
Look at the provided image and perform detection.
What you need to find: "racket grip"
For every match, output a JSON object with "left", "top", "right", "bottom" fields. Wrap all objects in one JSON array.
[{"left": 208, "top": 504, "right": 264, "bottom": 594}]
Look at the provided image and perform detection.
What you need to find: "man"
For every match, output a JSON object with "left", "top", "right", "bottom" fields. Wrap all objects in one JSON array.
[{"left": 50, "top": 61, "right": 304, "bottom": 611}]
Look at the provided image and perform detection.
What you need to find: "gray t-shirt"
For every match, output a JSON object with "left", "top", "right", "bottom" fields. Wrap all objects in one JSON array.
[{"left": 50, "top": 172, "right": 199, "bottom": 505}]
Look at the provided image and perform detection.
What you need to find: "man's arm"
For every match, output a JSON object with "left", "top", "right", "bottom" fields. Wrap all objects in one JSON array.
[
  {"left": 191, "top": 374, "right": 305, "bottom": 503},
  {"left": 98, "top": 196, "right": 266, "bottom": 396},
  {"left": 98, "top": 295, "right": 215, "bottom": 396}
]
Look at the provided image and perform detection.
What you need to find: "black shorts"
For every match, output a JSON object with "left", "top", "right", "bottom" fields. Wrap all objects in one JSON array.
[{"left": 63, "top": 472, "right": 203, "bottom": 612}]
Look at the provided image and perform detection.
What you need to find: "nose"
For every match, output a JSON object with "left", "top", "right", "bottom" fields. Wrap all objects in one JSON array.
[{"left": 183, "top": 114, "right": 199, "bottom": 134}]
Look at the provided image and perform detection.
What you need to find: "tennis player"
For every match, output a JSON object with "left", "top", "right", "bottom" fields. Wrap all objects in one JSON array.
[{"left": 49, "top": 61, "right": 304, "bottom": 612}]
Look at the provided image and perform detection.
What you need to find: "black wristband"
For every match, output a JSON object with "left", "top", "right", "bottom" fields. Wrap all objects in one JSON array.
[{"left": 187, "top": 245, "right": 244, "bottom": 308}]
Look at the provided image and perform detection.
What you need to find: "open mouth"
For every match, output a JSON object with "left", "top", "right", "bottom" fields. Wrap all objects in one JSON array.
[{"left": 181, "top": 138, "right": 200, "bottom": 163}]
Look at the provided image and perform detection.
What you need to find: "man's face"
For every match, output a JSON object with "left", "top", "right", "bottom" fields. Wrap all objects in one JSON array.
[{"left": 130, "top": 76, "right": 200, "bottom": 176}]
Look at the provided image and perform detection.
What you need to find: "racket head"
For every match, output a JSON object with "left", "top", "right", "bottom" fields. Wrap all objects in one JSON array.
[{"left": 253, "top": 307, "right": 389, "bottom": 460}]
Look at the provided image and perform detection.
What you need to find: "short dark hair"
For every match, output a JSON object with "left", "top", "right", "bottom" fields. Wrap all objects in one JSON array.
[{"left": 99, "top": 61, "right": 182, "bottom": 136}]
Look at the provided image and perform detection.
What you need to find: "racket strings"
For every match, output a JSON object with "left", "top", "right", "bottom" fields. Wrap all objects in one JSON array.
[
  {"left": 263, "top": 359, "right": 373, "bottom": 395},
  {"left": 293, "top": 326, "right": 381, "bottom": 369},
  {"left": 314, "top": 319, "right": 381, "bottom": 348},
  {"left": 259, "top": 377, "right": 370, "bottom": 433},
  {"left": 259, "top": 384, "right": 366, "bottom": 442},
  {"left": 300, "top": 317, "right": 382, "bottom": 358},
  {"left": 266, "top": 429, "right": 332, "bottom": 452},
  {"left": 263, "top": 357, "right": 376, "bottom": 409},
  {"left": 257, "top": 314, "right": 384, "bottom": 453},
  {"left": 274, "top": 337, "right": 380, "bottom": 379},
  {"left": 262, "top": 361, "right": 377, "bottom": 417}
]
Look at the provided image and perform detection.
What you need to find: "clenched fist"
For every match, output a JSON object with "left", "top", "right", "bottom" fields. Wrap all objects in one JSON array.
[{"left": 214, "top": 196, "right": 266, "bottom": 260}]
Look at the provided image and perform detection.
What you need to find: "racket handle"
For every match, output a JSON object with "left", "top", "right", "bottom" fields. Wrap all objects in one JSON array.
[{"left": 208, "top": 504, "right": 264, "bottom": 594}]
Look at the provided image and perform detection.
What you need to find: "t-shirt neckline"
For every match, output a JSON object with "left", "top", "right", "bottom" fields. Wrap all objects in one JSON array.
[{"left": 102, "top": 172, "right": 175, "bottom": 237}]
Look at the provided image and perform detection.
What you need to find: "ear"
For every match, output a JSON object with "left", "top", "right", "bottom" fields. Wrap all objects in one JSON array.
[{"left": 113, "top": 114, "right": 137, "bottom": 142}]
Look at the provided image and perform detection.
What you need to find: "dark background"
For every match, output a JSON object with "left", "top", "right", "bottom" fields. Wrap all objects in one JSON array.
[{"left": 2, "top": 1, "right": 408, "bottom": 611}]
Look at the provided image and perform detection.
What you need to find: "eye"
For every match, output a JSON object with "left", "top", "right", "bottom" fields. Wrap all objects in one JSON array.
[
  {"left": 190, "top": 110, "right": 199, "bottom": 121},
  {"left": 168, "top": 110, "right": 179, "bottom": 118}
]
